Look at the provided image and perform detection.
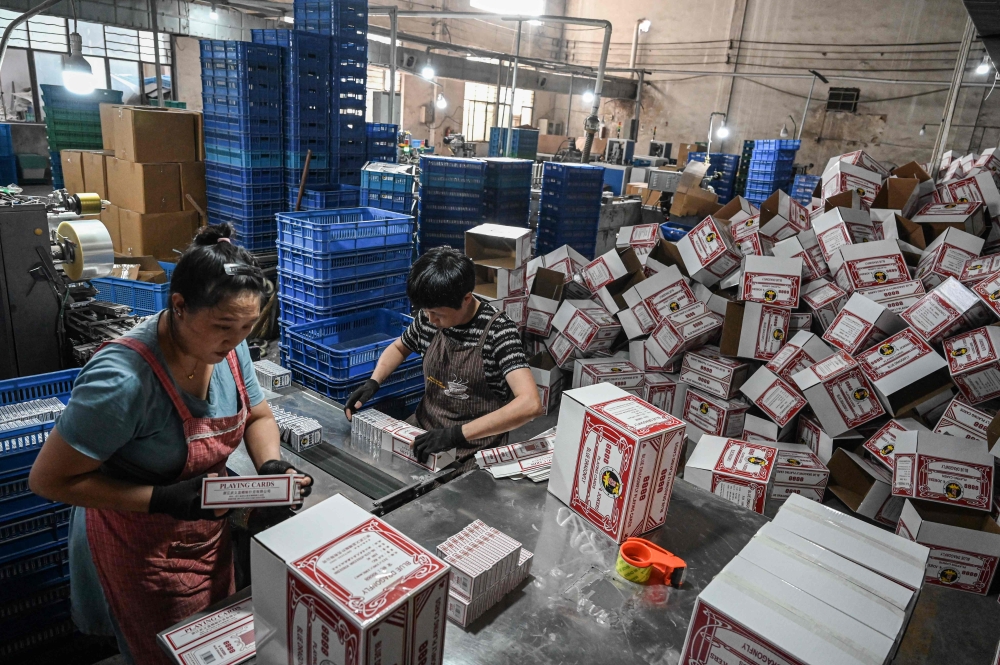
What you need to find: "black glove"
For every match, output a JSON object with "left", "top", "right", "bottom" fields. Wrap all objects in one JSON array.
[
  {"left": 149, "top": 474, "right": 227, "bottom": 521},
  {"left": 258, "top": 459, "right": 313, "bottom": 498},
  {"left": 413, "top": 425, "right": 467, "bottom": 464},
  {"left": 344, "top": 379, "right": 380, "bottom": 420}
]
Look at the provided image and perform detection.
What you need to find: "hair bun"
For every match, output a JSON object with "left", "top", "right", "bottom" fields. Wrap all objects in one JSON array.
[{"left": 194, "top": 223, "right": 233, "bottom": 246}]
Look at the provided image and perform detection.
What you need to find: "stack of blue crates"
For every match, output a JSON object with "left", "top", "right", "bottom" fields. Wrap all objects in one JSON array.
[
  {"left": 0, "top": 369, "right": 79, "bottom": 660},
  {"left": 483, "top": 158, "right": 532, "bottom": 225},
  {"left": 200, "top": 40, "right": 286, "bottom": 250},
  {"left": 488, "top": 127, "right": 539, "bottom": 159},
  {"left": 686, "top": 152, "right": 740, "bottom": 204},
  {"left": 744, "top": 139, "right": 800, "bottom": 205},
  {"left": 537, "top": 162, "right": 605, "bottom": 259},
  {"left": 361, "top": 163, "right": 416, "bottom": 213},
  {"left": 418, "top": 156, "right": 487, "bottom": 252},
  {"left": 791, "top": 174, "right": 821, "bottom": 206},
  {"left": 0, "top": 125, "right": 16, "bottom": 185},
  {"left": 366, "top": 123, "right": 397, "bottom": 163}
]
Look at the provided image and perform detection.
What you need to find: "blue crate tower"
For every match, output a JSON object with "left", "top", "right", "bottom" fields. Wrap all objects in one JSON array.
[
  {"left": 200, "top": 40, "right": 286, "bottom": 250},
  {"left": 791, "top": 174, "right": 821, "bottom": 206},
  {"left": 488, "top": 127, "right": 539, "bottom": 159},
  {"left": 686, "top": 152, "right": 740, "bottom": 204},
  {"left": 743, "top": 139, "right": 800, "bottom": 205},
  {"left": 417, "top": 155, "right": 487, "bottom": 253},
  {"left": 366, "top": 122, "right": 398, "bottom": 163},
  {"left": 361, "top": 162, "right": 416, "bottom": 214},
  {"left": 537, "top": 162, "right": 604, "bottom": 259},
  {"left": 483, "top": 157, "right": 532, "bottom": 225}
]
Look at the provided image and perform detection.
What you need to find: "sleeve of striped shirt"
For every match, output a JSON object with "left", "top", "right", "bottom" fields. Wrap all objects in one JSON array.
[
  {"left": 400, "top": 313, "right": 425, "bottom": 354},
  {"left": 485, "top": 319, "right": 529, "bottom": 378}
]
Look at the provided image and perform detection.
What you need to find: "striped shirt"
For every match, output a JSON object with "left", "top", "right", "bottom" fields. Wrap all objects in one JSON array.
[{"left": 400, "top": 298, "right": 529, "bottom": 398}]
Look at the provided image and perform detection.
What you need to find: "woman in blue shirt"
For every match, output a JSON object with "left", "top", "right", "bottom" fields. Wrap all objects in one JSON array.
[{"left": 29, "top": 224, "right": 311, "bottom": 665}]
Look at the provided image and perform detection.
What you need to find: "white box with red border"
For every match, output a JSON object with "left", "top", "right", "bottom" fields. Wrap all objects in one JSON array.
[
  {"left": 572, "top": 358, "right": 645, "bottom": 396},
  {"left": 975, "top": 147, "right": 1000, "bottom": 175},
  {"left": 643, "top": 372, "right": 678, "bottom": 413},
  {"left": 822, "top": 160, "right": 884, "bottom": 209},
  {"left": 822, "top": 293, "right": 905, "bottom": 355},
  {"left": 854, "top": 327, "right": 951, "bottom": 416},
  {"left": 856, "top": 279, "right": 927, "bottom": 315},
  {"left": 911, "top": 202, "right": 987, "bottom": 238},
  {"left": 792, "top": 350, "right": 886, "bottom": 437},
  {"left": 801, "top": 278, "right": 848, "bottom": 331},
  {"left": 383, "top": 421, "right": 457, "bottom": 472},
  {"left": 902, "top": 277, "right": 994, "bottom": 345},
  {"left": 758, "top": 190, "right": 811, "bottom": 241},
  {"left": 827, "top": 443, "right": 907, "bottom": 526},
  {"left": 674, "top": 216, "right": 742, "bottom": 287},
  {"left": 862, "top": 418, "right": 931, "bottom": 473},
  {"left": 201, "top": 475, "right": 303, "bottom": 510},
  {"left": 684, "top": 436, "right": 777, "bottom": 514},
  {"left": 970, "top": 264, "right": 1000, "bottom": 319},
  {"left": 827, "top": 239, "right": 910, "bottom": 292},
  {"left": 616, "top": 224, "right": 663, "bottom": 264},
  {"left": 157, "top": 589, "right": 256, "bottom": 665},
  {"left": 678, "top": 345, "right": 751, "bottom": 400},
  {"left": 677, "top": 386, "right": 751, "bottom": 441},
  {"left": 251, "top": 495, "right": 450, "bottom": 665},
  {"left": 488, "top": 295, "right": 528, "bottom": 332},
  {"left": 551, "top": 299, "right": 622, "bottom": 355},
  {"left": 935, "top": 395, "right": 994, "bottom": 441},
  {"left": 738, "top": 255, "right": 803, "bottom": 308},
  {"left": 960, "top": 254, "right": 1000, "bottom": 285},
  {"left": 891, "top": 431, "right": 994, "bottom": 512},
  {"left": 644, "top": 302, "right": 724, "bottom": 367},
  {"left": 740, "top": 366, "right": 807, "bottom": 434},
  {"left": 618, "top": 265, "right": 696, "bottom": 339},
  {"left": 581, "top": 246, "right": 644, "bottom": 313},
  {"left": 771, "top": 229, "right": 829, "bottom": 281},
  {"left": 718, "top": 301, "right": 791, "bottom": 362},
  {"left": 812, "top": 207, "right": 879, "bottom": 263},
  {"left": 524, "top": 267, "right": 564, "bottom": 336},
  {"left": 716, "top": 196, "right": 758, "bottom": 226},
  {"left": 733, "top": 227, "right": 774, "bottom": 258},
  {"left": 742, "top": 414, "right": 778, "bottom": 442},
  {"left": 548, "top": 383, "right": 687, "bottom": 544},
  {"left": 897, "top": 499, "right": 1000, "bottom": 595},
  {"left": 768, "top": 442, "right": 830, "bottom": 502},
  {"left": 946, "top": 171, "right": 1000, "bottom": 217},
  {"left": 836, "top": 149, "right": 891, "bottom": 178},
  {"left": 765, "top": 330, "right": 835, "bottom": 384},
  {"left": 915, "top": 227, "right": 984, "bottom": 289},
  {"left": 542, "top": 245, "right": 590, "bottom": 299},
  {"left": 529, "top": 351, "right": 563, "bottom": 416},
  {"left": 544, "top": 330, "right": 582, "bottom": 370}
]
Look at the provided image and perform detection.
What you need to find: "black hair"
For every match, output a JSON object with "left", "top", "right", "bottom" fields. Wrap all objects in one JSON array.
[
  {"left": 407, "top": 246, "right": 475, "bottom": 311},
  {"left": 170, "top": 223, "right": 268, "bottom": 313}
]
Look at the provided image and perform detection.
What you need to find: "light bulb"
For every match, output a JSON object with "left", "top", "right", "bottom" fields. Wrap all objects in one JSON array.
[
  {"left": 436, "top": 94, "right": 447, "bottom": 109},
  {"left": 919, "top": 125, "right": 926, "bottom": 136},
  {"left": 63, "top": 70, "right": 95, "bottom": 95},
  {"left": 638, "top": 19, "right": 651, "bottom": 33},
  {"left": 528, "top": 19, "right": 542, "bottom": 26},
  {"left": 582, "top": 90, "right": 595, "bottom": 103},
  {"left": 779, "top": 123, "right": 788, "bottom": 138},
  {"left": 282, "top": 15, "right": 294, "bottom": 23},
  {"left": 421, "top": 65, "right": 436, "bottom": 79},
  {"left": 977, "top": 56, "right": 991, "bottom": 75},
  {"left": 210, "top": 4, "right": 218, "bottom": 19},
  {"left": 63, "top": 33, "right": 95, "bottom": 95},
  {"left": 716, "top": 124, "right": 730, "bottom": 139}
]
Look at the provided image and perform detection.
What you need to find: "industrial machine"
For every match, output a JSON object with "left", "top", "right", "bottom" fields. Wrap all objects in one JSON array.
[
  {"left": 0, "top": 188, "right": 141, "bottom": 379},
  {"left": 442, "top": 133, "right": 477, "bottom": 158},
  {"left": 649, "top": 140, "right": 672, "bottom": 160},
  {"left": 605, "top": 139, "right": 635, "bottom": 166}
]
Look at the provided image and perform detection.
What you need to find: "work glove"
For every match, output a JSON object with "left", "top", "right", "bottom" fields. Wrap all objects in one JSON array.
[
  {"left": 344, "top": 379, "right": 380, "bottom": 420},
  {"left": 258, "top": 459, "right": 313, "bottom": 499},
  {"left": 413, "top": 425, "right": 467, "bottom": 464},
  {"left": 149, "top": 473, "right": 228, "bottom": 521}
]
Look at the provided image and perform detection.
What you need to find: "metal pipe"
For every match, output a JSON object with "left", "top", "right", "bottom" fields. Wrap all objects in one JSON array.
[
  {"left": 706, "top": 112, "right": 725, "bottom": 168},
  {"left": 388, "top": 6, "right": 397, "bottom": 124},
  {"left": 631, "top": 69, "right": 644, "bottom": 141},
  {"left": 798, "top": 76, "right": 816, "bottom": 140},
  {"left": 149, "top": 0, "right": 163, "bottom": 107},
  {"left": 566, "top": 73, "right": 574, "bottom": 133},
  {"left": 597, "top": 66, "right": 996, "bottom": 89},
  {"left": 629, "top": 19, "right": 641, "bottom": 74},
  {"left": 933, "top": 16, "right": 976, "bottom": 173},
  {"left": 506, "top": 20, "right": 523, "bottom": 157},
  {"left": 0, "top": 0, "right": 62, "bottom": 77},
  {"left": 493, "top": 58, "right": 503, "bottom": 128},
  {"left": 582, "top": 21, "right": 612, "bottom": 162}
]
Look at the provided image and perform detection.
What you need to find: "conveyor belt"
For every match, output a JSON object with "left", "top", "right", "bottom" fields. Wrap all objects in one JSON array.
[{"left": 287, "top": 441, "right": 406, "bottom": 499}]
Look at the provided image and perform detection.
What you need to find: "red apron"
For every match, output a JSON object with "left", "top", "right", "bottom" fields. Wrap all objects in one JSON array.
[{"left": 86, "top": 336, "right": 249, "bottom": 665}]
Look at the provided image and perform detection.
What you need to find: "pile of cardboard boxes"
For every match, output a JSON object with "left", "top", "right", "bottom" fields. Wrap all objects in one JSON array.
[{"left": 61, "top": 105, "right": 208, "bottom": 260}]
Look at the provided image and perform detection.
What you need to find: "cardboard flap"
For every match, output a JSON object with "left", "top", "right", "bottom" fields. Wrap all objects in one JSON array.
[
  {"left": 893, "top": 162, "right": 932, "bottom": 183},
  {"left": 893, "top": 214, "right": 926, "bottom": 250},
  {"left": 647, "top": 239, "right": 689, "bottom": 276},
  {"left": 719, "top": 301, "right": 745, "bottom": 357},
  {"left": 528, "top": 350, "right": 558, "bottom": 372},
  {"left": 872, "top": 178, "right": 919, "bottom": 211},
  {"left": 531, "top": 267, "right": 564, "bottom": 300},
  {"left": 826, "top": 448, "right": 877, "bottom": 511},
  {"left": 824, "top": 190, "right": 862, "bottom": 211},
  {"left": 112, "top": 253, "right": 166, "bottom": 283}
]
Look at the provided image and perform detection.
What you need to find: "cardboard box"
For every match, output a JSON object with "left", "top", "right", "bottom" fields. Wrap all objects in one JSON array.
[
  {"left": 862, "top": 418, "right": 932, "bottom": 472},
  {"left": 489, "top": 295, "right": 527, "bottom": 331},
  {"left": 581, "top": 247, "right": 645, "bottom": 313},
  {"left": 947, "top": 171, "right": 1000, "bottom": 217},
  {"left": 679, "top": 345, "right": 750, "bottom": 400},
  {"left": 571, "top": 358, "right": 644, "bottom": 396},
  {"left": 892, "top": 431, "right": 994, "bottom": 511},
  {"left": 791, "top": 350, "right": 886, "bottom": 436},
  {"left": 914, "top": 227, "right": 984, "bottom": 289},
  {"left": 684, "top": 436, "right": 776, "bottom": 514},
  {"left": 835, "top": 149, "right": 891, "bottom": 178},
  {"left": 616, "top": 224, "right": 662, "bottom": 264},
  {"left": 718, "top": 301, "right": 791, "bottom": 362},
  {"left": 528, "top": 351, "right": 562, "bottom": 416},
  {"left": 812, "top": 207, "right": 878, "bottom": 263},
  {"left": 855, "top": 327, "right": 952, "bottom": 417},
  {"left": 81, "top": 149, "right": 113, "bottom": 199},
  {"left": 118, "top": 209, "right": 199, "bottom": 260},
  {"left": 674, "top": 216, "right": 741, "bottom": 287},
  {"left": 970, "top": 261, "right": 1000, "bottom": 318},
  {"left": 643, "top": 373, "right": 677, "bottom": 412},
  {"left": 645, "top": 302, "right": 723, "bottom": 366},
  {"left": 822, "top": 293, "right": 905, "bottom": 355},
  {"left": 544, "top": 331, "right": 582, "bottom": 369},
  {"left": 677, "top": 387, "right": 751, "bottom": 440},
  {"left": 827, "top": 239, "right": 909, "bottom": 292},
  {"left": 856, "top": 279, "right": 927, "bottom": 315},
  {"left": 911, "top": 202, "right": 987, "bottom": 240},
  {"left": 644, "top": 239, "right": 689, "bottom": 277},
  {"left": 822, "top": 160, "right": 884, "bottom": 209},
  {"left": 742, "top": 414, "right": 778, "bottom": 442},
  {"left": 800, "top": 278, "right": 847, "bottom": 330},
  {"left": 542, "top": 245, "right": 590, "bottom": 299},
  {"left": 771, "top": 229, "right": 828, "bottom": 281},
  {"left": 902, "top": 277, "right": 993, "bottom": 345},
  {"left": 548, "top": 384, "right": 687, "bottom": 543},
  {"left": 100, "top": 204, "right": 121, "bottom": 253},
  {"left": 99, "top": 103, "right": 116, "bottom": 150},
  {"left": 738, "top": 255, "right": 802, "bottom": 308},
  {"left": 765, "top": 330, "right": 835, "bottom": 384},
  {"left": 893, "top": 161, "right": 936, "bottom": 198},
  {"left": 789, "top": 312, "right": 812, "bottom": 335},
  {"left": 524, "top": 268, "right": 563, "bottom": 336},
  {"left": 959, "top": 253, "right": 1000, "bottom": 285},
  {"left": 732, "top": 227, "right": 773, "bottom": 258},
  {"left": 935, "top": 396, "right": 994, "bottom": 442},
  {"left": 251, "top": 495, "right": 450, "bottom": 665},
  {"left": 59, "top": 150, "right": 85, "bottom": 195},
  {"left": 897, "top": 499, "right": 1000, "bottom": 595},
  {"left": 769, "top": 443, "right": 830, "bottom": 500},
  {"left": 774, "top": 493, "right": 929, "bottom": 589},
  {"left": 872, "top": 177, "right": 921, "bottom": 218},
  {"left": 798, "top": 413, "right": 863, "bottom": 464},
  {"left": 114, "top": 106, "right": 199, "bottom": 163},
  {"left": 942, "top": 326, "right": 1000, "bottom": 404},
  {"left": 827, "top": 448, "right": 904, "bottom": 526},
  {"left": 669, "top": 186, "right": 721, "bottom": 218},
  {"left": 180, "top": 161, "right": 207, "bottom": 215},
  {"left": 551, "top": 300, "right": 621, "bottom": 354},
  {"left": 157, "top": 588, "right": 256, "bottom": 664},
  {"left": 740, "top": 367, "right": 807, "bottom": 432},
  {"left": 618, "top": 265, "right": 696, "bottom": 339},
  {"left": 474, "top": 263, "right": 526, "bottom": 300},
  {"left": 465, "top": 224, "right": 532, "bottom": 270},
  {"left": 107, "top": 158, "right": 182, "bottom": 214},
  {"left": 758, "top": 190, "right": 811, "bottom": 241},
  {"left": 715, "top": 196, "right": 758, "bottom": 226}
]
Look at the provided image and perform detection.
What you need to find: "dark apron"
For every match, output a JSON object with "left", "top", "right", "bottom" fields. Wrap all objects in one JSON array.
[{"left": 410, "top": 310, "right": 511, "bottom": 462}]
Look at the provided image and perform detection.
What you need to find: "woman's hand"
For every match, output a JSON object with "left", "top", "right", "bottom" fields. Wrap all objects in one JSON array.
[
  {"left": 148, "top": 472, "right": 229, "bottom": 521},
  {"left": 258, "top": 459, "right": 313, "bottom": 505}
]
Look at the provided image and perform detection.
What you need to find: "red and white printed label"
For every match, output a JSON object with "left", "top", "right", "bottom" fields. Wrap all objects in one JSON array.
[
  {"left": 547, "top": 333, "right": 578, "bottom": 366},
  {"left": 582, "top": 257, "right": 614, "bottom": 292},
  {"left": 652, "top": 321, "right": 682, "bottom": 358},
  {"left": 823, "top": 310, "right": 874, "bottom": 354},
  {"left": 802, "top": 282, "right": 845, "bottom": 308},
  {"left": 857, "top": 328, "right": 932, "bottom": 382},
  {"left": 705, "top": 250, "right": 741, "bottom": 279},
  {"left": 681, "top": 601, "right": 804, "bottom": 665},
  {"left": 807, "top": 350, "right": 854, "bottom": 381},
  {"left": 773, "top": 450, "right": 828, "bottom": 487},
  {"left": 858, "top": 280, "right": 926, "bottom": 302},
  {"left": 816, "top": 224, "right": 851, "bottom": 262},
  {"left": 921, "top": 543, "right": 999, "bottom": 595},
  {"left": 646, "top": 383, "right": 676, "bottom": 412},
  {"left": 201, "top": 475, "right": 298, "bottom": 508},
  {"left": 741, "top": 273, "right": 800, "bottom": 308},
  {"left": 961, "top": 256, "right": 1000, "bottom": 284},
  {"left": 929, "top": 244, "right": 979, "bottom": 280},
  {"left": 941, "top": 399, "right": 991, "bottom": 440},
  {"left": 863, "top": 420, "right": 907, "bottom": 470},
  {"left": 563, "top": 310, "right": 599, "bottom": 348},
  {"left": 683, "top": 392, "right": 726, "bottom": 436},
  {"left": 287, "top": 573, "right": 362, "bottom": 665},
  {"left": 647, "top": 282, "right": 697, "bottom": 322},
  {"left": 589, "top": 397, "right": 682, "bottom": 437},
  {"left": 823, "top": 369, "right": 886, "bottom": 428},
  {"left": 844, "top": 255, "right": 910, "bottom": 288},
  {"left": 688, "top": 217, "right": 728, "bottom": 265},
  {"left": 680, "top": 367, "right": 731, "bottom": 400},
  {"left": 895, "top": 454, "right": 993, "bottom": 510},
  {"left": 162, "top": 597, "right": 255, "bottom": 665},
  {"left": 755, "top": 379, "right": 807, "bottom": 426},
  {"left": 972, "top": 272, "right": 1000, "bottom": 318},
  {"left": 711, "top": 475, "right": 769, "bottom": 513},
  {"left": 953, "top": 366, "right": 1000, "bottom": 403},
  {"left": 943, "top": 327, "right": 997, "bottom": 373},
  {"left": 901, "top": 293, "right": 961, "bottom": 340},
  {"left": 713, "top": 439, "right": 777, "bottom": 481},
  {"left": 526, "top": 309, "right": 555, "bottom": 336},
  {"left": 754, "top": 306, "right": 791, "bottom": 361},
  {"left": 569, "top": 411, "right": 636, "bottom": 541},
  {"left": 766, "top": 346, "right": 814, "bottom": 384}
]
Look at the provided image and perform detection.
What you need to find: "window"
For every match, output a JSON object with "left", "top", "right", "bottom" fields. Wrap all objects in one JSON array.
[
  {"left": 365, "top": 66, "right": 402, "bottom": 123},
  {"left": 827, "top": 87, "right": 860, "bottom": 113},
  {"left": 462, "top": 82, "right": 534, "bottom": 142},
  {"left": 470, "top": 0, "right": 544, "bottom": 14}
]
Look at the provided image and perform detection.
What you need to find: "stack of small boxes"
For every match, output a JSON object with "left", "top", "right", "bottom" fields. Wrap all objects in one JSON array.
[
  {"left": 270, "top": 404, "right": 323, "bottom": 452},
  {"left": 253, "top": 359, "right": 292, "bottom": 390},
  {"left": 0, "top": 398, "right": 66, "bottom": 432},
  {"left": 350, "top": 408, "right": 455, "bottom": 471},
  {"left": 438, "top": 520, "right": 533, "bottom": 627}
]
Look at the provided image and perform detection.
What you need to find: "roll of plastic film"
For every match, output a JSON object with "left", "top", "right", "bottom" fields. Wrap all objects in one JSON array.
[
  {"left": 57, "top": 220, "right": 114, "bottom": 281},
  {"left": 75, "top": 192, "right": 103, "bottom": 216},
  {"left": 616, "top": 550, "right": 653, "bottom": 584}
]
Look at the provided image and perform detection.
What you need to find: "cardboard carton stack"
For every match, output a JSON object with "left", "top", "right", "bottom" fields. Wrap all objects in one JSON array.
[{"left": 98, "top": 105, "right": 206, "bottom": 260}]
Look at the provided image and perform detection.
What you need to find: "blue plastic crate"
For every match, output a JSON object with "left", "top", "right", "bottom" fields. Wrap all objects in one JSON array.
[
  {"left": 285, "top": 309, "right": 415, "bottom": 380},
  {"left": 204, "top": 113, "right": 282, "bottom": 136},
  {"left": 284, "top": 167, "right": 332, "bottom": 189},
  {"left": 39, "top": 85, "right": 122, "bottom": 107},
  {"left": 367, "top": 123, "right": 397, "bottom": 140},
  {"left": 0, "top": 125, "right": 12, "bottom": 158},
  {"left": 338, "top": 154, "right": 366, "bottom": 173},
  {"left": 0, "top": 370, "right": 77, "bottom": 409},
  {"left": 361, "top": 190, "right": 413, "bottom": 213},
  {"left": 0, "top": 506, "right": 69, "bottom": 563},
  {"left": 0, "top": 424, "right": 52, "bottom": 476},
  {"left": 750, "top": 149, "right": 795, "bottom": 163},
  {"left": 417, "top": 199, "right": 483, "bottom": 220},
  {"left": 206, "top": 179, "right": 285, "bottom": 203},
  {"left": 277, "top": 207, "right": 415, "bottom": 253},
  {"left": 289, "top": 360, "right": 423, "bottom": 406},
  {"left": 278, "top": 243, "right": 411, "bottom": 281},
  {"left": 205, "top": 163, "right": 283, "bottom": 186},
  {"left": 277, "top": 270, "right": 408, "bottom": 310},
  {"left": 90, "top": 276, "right": 170, "bottom": 317},
  {"left": 286, "top": 116, "right": 328, "bottom": 139},
  {"left": 204, "top": 128, "right": 283, "bottom": 153},
  {"left": 285, "top": 150, "right": 331, "bottom": 171},
  {"left": 0, "top": 472, "right": 58, "bottom": 522},
  {"left": 287, "top": 184, "right": 360, "bottom": 211},
  {"left": 208, "top": 196, "right": 287, "bottom": 220},
  {"left": 419, "top": 156, "right": 487, "bottom": 189},
  {"left": 362, "top": 169, "right": 414, "bottom": 194},
  {"left": 0, "top": 543, "right": 69, "bottom": 600},
  {"left": 229, "top": 226, "right": 277, "bottom": 251},
  {"left": 206, "top": 145, "right": 283, "bottom": 169},
  {"left": 339, "top": 116, "right": 366, "bottom": 142},
  {"left": 748, "top": 160, "right": 794, "bottom": 177},
  {"left": 201, "top": 95, "right": 282, "bottom": 119},
  {"left": 754, "top": 139, "right": 801, "bottom": 151},
  {"left": 278, "top": 294, "right": 410, "bottom": 327}
]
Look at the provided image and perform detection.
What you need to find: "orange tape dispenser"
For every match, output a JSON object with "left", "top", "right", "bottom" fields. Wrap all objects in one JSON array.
[{"left": 616, "top": 538, "right": 687, "bottom": 587}]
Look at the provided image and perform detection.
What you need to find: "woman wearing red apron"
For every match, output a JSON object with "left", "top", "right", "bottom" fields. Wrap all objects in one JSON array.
[{"left": 29, "top": 224, "right": 312, "bottom": 665}]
